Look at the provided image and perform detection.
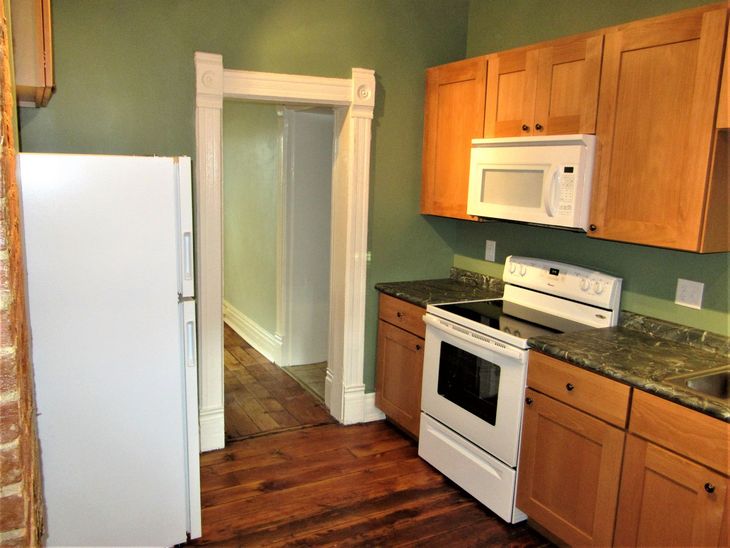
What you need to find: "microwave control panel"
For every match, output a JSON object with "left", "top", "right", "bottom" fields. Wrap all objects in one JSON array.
[{"left": 558, "top": 166, "right": 576, "bottom": 215}]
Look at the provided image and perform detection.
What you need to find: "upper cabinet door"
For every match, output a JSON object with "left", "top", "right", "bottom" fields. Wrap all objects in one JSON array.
[
  {"left": 421, "top": 57, "right": 487, "bottom": 220},
  {"left": 534, "top": 35, "right": 603, "bottom": 135},
  {"left": 589, "top": 7, "right": 728, "bottom": 251},
  {"left": 484, "top": 35, "right": 603, "bottom": 137},
  {"left": 484, "top": 49, "right": 538, "bottom": 137}
]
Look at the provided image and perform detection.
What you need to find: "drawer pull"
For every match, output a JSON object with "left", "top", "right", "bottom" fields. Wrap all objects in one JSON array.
[
  {"left": 566, "top": 383, "right": 575, "bottom": 391},
  {"left": 525, "top": 397, "right": 533, "bottom": 405},
  {"left": 705, "top": 483, "right": 716, "bottom": 494},
  {"left": 397, "top": 311, "right": 404, "bottom": 318},
  {"left": 415, "top": 344, "right": 422, "bottom": 351}
]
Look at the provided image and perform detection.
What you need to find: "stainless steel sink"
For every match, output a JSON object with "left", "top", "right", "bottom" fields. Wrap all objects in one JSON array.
[{"left": 666, "top": 367, "right": 729, "bottom": 401}]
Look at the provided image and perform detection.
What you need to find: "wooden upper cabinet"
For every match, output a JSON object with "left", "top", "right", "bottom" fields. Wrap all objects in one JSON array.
[
  {"left": 421, "top": 56, "right": 487, "bottom": 220},
  {"left": 717, "top": 20, "right": 729, "bottom": 129},
  {"left": 484, "top": 34, "right": 603, "bottom": 137},
  {"left": 589, "top": 6, "right": 729, "bottom": 252},
  {"left": 11, "top": 0, "right": 54, "bottom": 107}
]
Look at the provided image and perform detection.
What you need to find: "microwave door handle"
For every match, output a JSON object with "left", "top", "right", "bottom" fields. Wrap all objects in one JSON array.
[{"left": 543, "top": 166, "right": 560, "bottom": 217}]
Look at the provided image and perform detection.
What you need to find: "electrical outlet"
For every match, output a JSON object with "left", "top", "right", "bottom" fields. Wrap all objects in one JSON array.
[
  {"left": 675, "top": 278, "right": 704, "bottom": 309},
  {"left": 484, "top": 240, "right": 496, "bottom": 262}
]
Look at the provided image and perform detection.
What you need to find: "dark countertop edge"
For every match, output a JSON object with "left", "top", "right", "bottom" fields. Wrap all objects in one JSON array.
[{"left": 528, "top": 338, "right": 729, "bottom": 423}]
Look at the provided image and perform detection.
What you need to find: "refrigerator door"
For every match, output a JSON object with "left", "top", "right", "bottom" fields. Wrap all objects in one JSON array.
[
  {"left": 19, "top": 153, "right": 200, "bottom": 546},
  {"left": 176, "top": 157, "right": 195, "bottom": 299},
  {"left": 182, "top": 299, "right": 202, "bottom": 538}
]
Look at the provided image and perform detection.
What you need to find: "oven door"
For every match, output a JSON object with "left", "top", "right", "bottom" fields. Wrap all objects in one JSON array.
[{"left": 421, "top": 314, "right": 528, "bottom": 467}]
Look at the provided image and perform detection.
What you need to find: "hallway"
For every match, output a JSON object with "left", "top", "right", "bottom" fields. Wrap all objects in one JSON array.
[{"left": 224, "top": 323, "right": 334, "bottom": 441}]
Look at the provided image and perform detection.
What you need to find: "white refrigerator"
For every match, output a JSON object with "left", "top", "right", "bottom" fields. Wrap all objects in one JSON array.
[{"left": 18, "top": 153, "right": 202, "bottom": 546}]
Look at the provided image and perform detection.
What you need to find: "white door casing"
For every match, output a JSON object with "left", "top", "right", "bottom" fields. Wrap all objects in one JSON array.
[{"left": 194, "top": 52, "right": 383, "bottom": 451}]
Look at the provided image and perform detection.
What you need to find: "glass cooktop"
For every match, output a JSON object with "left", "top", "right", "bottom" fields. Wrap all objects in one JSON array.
[{"left": 432, "top": 299, "right": 594, "bottom": 340}]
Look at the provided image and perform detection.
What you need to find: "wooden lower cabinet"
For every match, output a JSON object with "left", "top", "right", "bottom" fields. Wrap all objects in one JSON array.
[
  {"left": 614, "top": 435, "right": 729, "bottom": 547},
  {"left": 517, "top": 388, "right": 625, "bottom": 546},
  {"left": 374, "top": 313, "right": 424, "bottom": 438}
]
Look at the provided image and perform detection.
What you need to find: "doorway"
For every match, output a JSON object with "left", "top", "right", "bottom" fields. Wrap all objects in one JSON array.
[
  {"left": 221, "top": 103, "right": 335, "bottom": 439},
  {"left": 194, "top": 53, "right": 381, "bottom": 451}
]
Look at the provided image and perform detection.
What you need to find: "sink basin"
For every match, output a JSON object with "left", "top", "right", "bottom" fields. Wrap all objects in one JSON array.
[{"left": 666, "top": 367, "right": 729, "bottom": 401}]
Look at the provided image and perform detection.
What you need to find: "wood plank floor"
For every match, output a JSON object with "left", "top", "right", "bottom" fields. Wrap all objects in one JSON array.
[
  {"left": 190, "top": 421, "right": 552, "bottom": 547},
  {"left": 282, "top": 362, "right": 327, "bottom": 401},
  {"left": 224, "top": 324, "right": 334, "bottom": 442}
]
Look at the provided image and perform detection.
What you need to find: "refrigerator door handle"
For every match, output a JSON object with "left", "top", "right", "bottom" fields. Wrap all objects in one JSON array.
[
  {"left": 185, "top": 318, "right": 197, "bottom": 368},
  {"left": 183, "top": 232, "right": 194, "bottom": 283}
]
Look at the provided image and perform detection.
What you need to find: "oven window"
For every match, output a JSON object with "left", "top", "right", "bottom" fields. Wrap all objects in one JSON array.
[{"left": 437, "top": 341, "right": 500, "bottom": 425}]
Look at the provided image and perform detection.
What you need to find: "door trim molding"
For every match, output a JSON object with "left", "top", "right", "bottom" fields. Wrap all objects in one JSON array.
[{"left": 194, "top": 52, "right": 377, "bottom": 450}]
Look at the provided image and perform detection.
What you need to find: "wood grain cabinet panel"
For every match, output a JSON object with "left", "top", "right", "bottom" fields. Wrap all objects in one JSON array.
[
  {"left": 484, "top": 34, "right": 603, "bottom": 137},
  {"left": 375, "top": 294, "right": 425, "bottom": 438},
  {"left": 614, "top": 434, "right": 729, "bottom": 547},
  {"left": 517, "top": 388, "right": 625, "bottom": 546},
  {"left": 589, "top": 6, "right": 729, "bottom": 251},
  {"left": 527, "top": 351, "right": 630, "bottom": 428},
  {"left": 421, "top": 57, "right": 487, "bottom": 220},
  {"left": 11, "top": 0, "right": 54, "bottom": 107},
  {"left": 717, "top": 21, "right": 729, "bottom": 129}
]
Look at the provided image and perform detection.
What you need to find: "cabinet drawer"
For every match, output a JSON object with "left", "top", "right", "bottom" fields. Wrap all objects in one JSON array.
[
  {"left": 378, "top": 293, "right": 426, "bottom": 338},
  {"left": 630, "top": 389, "right": 729, "bottom": 475},
  {"left": 528, "top": 352, "right": 630, "bottom": 428}
]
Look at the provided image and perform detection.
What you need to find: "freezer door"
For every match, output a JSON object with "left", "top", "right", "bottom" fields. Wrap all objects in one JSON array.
[{"left": 176, "top": 157, "right": 195, "bottom": 299}]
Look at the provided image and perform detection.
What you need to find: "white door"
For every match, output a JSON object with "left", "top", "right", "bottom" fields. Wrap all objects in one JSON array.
[{"left": 281, "top": 108, "right": 334, "bottom": 366}]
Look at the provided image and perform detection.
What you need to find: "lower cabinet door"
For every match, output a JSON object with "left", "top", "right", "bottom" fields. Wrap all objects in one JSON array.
[
  {"left": 374, "top": 320, "right": 424, "bottom": 437},
  {"left": 516, "top": 389, "right": 625, "bottom": 546},
  {"left": 614, "top": 434, "right": 729, "bottom": 547}
]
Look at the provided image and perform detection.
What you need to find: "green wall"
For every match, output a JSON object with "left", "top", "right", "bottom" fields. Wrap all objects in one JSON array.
[
  {"left": 16, "top": 0, "right": 729, "bottom": 395},
  {"left": 222, "top": 102, "right": 279, "bottom": 334},
  {"left": 438, "top": 0, "right": 729, "bottom": 337},
  {"left": 18, "top": 0, "right": 470, "bottom": 392}
]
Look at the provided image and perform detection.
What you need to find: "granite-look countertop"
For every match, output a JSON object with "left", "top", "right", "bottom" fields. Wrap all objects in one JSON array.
[
  {"left": 376, "top": 270, "right": 729, "bottom": 421},
  {"left": 529, "top": 320, "right": 730, "bottom": 422},
  {"left": 374, "top": 267, "right": 504, "bottom": 307}
]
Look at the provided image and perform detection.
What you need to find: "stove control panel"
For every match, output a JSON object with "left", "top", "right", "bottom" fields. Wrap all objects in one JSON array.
[{"left": 503, "top": 255, "right": 622, "bottom": 312}]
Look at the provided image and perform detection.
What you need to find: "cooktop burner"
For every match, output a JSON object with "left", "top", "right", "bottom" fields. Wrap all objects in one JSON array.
[{"left": 432, "top": 299, "right": 596, "bottom": 340}]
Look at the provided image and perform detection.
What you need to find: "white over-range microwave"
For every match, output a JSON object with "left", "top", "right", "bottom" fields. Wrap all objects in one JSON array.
[{"left": 467, "top": 134, "right": 596, "bottom": 231}]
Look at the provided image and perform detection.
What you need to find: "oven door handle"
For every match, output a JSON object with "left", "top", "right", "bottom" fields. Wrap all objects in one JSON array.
[{"left": 423, "top": 314, "right": 524, "bottom": 361}]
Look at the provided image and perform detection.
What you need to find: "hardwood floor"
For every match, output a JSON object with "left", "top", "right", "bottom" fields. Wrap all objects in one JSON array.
[
  {"left": 224, "top": 324, "right": 334, "bottom": 441},
  {"left": 192, "top": 421, "right": 551, "bottom": 547},
  {"left": 283, "top": 362, "right": 327, "bottom": 401},
  {"left": 214, "top": 325, "right": 551, "bottom": 546}
]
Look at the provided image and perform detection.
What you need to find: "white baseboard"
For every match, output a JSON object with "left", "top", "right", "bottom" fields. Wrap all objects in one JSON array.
[
  {"left": 199, "top": 408, "right": 225, "bottom": 452},
  {"left": 363, "top": 392, "right": 386, "bottom": 422},
  {"left": 223, "top": 300, "right": 282, "bottom": 364},
  {"left": 340, "top": 384, "right": 385, "bottom": 424}
]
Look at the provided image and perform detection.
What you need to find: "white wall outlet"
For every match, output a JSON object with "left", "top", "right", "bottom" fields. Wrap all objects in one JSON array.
[
  {"left": 675, "top": 278, "right": 704, "bottom": 309},
  {"left": 484, "top": 240, "right": 496, "bottom": 262}
]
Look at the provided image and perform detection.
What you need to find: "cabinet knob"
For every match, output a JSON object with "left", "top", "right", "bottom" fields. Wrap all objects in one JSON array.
[
  {"left": 396, "top": 311, "right": 404, "bottom": 318},
  {"left": 521, "top": 124, "right": 530, "bottom": 132},
  {"left": 705, "top": 483, "right": 716, "bottom": 494},
  {"left": 525, "top": 397, "right": 533, "bottom": 405},
  {"left": 589, "top": 224, "right": 598, "bottom": 232},
  {"left": 415, "top": 344, "right": 422, "bottom": 351},
  {"left": 535, "top": 123, "right": 544, "bottom": 131},
  {"left": 566, "top": 383, "right": 575, "bottom": 391}
]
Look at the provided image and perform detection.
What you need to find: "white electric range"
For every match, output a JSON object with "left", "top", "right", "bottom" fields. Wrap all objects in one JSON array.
[{"left": 418, "top": 255, "right": 622, "bottom": 523}]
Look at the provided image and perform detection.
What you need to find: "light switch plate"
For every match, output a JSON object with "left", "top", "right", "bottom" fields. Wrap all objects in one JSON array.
[
  {"left": 485, "top": 240, "right": 496, "bottom": 262},
  {"left": 675, "top": 278, "right": 704, "bottom": 309}
]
